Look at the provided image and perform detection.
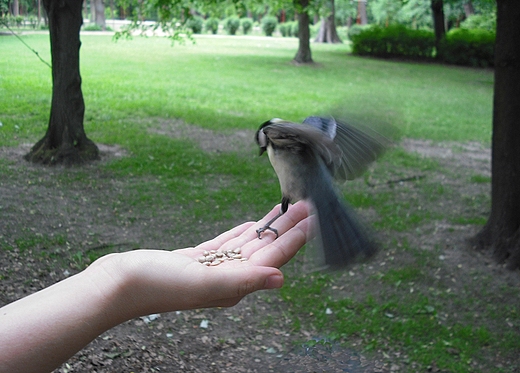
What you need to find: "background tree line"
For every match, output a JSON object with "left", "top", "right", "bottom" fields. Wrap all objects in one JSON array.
[{"left": 2, "top": 0, "right": 496, "bottom": 36}]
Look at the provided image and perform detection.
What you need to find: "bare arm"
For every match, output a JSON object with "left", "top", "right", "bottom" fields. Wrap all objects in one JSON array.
[{"left": 0, "top": 202, "right": 311, "bottom": 373}]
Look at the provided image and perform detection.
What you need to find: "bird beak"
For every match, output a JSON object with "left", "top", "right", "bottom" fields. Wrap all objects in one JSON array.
[{"left": 259, "top": 147, "right": 266, "bottom": 156}]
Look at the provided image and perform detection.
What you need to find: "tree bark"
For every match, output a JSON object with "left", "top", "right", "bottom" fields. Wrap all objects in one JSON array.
[
  {"left": 431, "top": 0, "right": 446, "bottom": 52},
  {"left": 12, "top": 0, "right": 19, "bottom": 17},
  {"left": 93, "top": 0, "right": 106, "bottom": 30},
  {"left": 357, "top": 0, "right": 367, "bottom": 25},
  {"left": 314, "top": 0, "right": 342, "bottom": 44},
  {"left": 472, "top": 0, "right": 520, "bottom": 270},
  {"left": 293, "top": 0, "right": 313, "bottom": 64},
  {"left": 25, "top": 0, "right": 99, "bottom": 166}
]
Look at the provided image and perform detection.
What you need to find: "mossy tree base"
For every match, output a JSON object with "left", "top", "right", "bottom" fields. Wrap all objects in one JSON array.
[{"left": 24, "top": 136, "right": 99, "bottom": 166}]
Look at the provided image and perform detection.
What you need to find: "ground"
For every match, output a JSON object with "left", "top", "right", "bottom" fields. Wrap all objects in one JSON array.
[{"left": 1, "top": 122, "right": 519, "bottom": 372}]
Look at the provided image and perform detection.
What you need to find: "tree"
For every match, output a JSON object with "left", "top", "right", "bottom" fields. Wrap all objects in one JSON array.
[
  {"left": 357, "top": 0, "right": 368, "bottom": 24},
  {"left": 431, "top": 0, "right": 446, "bottom": 49},
  {"left": 92, "top": 0, "right": 107, "bottom": 30},
  {"left": 24, "top": 0, "right": 99, "bottom": 165},
  {"left": 314, "top": 0, "right": 342, "bottom": 43},
  {"left": 293, "top": 0, "right": 313, "bottom": 63},
  {"left": 472, "top": 0, "right": 520, "bottom": 270}
]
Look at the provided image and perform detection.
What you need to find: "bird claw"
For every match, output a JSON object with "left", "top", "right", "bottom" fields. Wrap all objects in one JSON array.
[{"left": 256, "top": 226, "right": 279, "bottom": 239}]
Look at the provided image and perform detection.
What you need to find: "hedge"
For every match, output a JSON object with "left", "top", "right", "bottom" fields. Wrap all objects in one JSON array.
[
  {"left": 351, "top": 24, "right": 495, "bottom": 68},
  {"left": 350, "top": 24, "right": 435, "bottom": 60},
  {"left": 438, "top": 28, "right": 495, "bottom": 67}
]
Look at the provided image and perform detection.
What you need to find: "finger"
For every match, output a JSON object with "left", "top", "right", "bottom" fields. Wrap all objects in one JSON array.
[
  {"left": 186, "top": 221, "right": 254, "bottom": 256},
  {"left": 185, "top": 266, "right": 284, "bottom": 309},
  {"left": 249, "top": 214, "right": 316, "bottom": 268},
  {"left": 231, "top": 201, "right": 311, "bottom": 257}
]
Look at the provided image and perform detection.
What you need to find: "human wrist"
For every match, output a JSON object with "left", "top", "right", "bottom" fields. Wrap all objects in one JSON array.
[{"left": 83, "top": 253, "right": 143, "bottom": 325}]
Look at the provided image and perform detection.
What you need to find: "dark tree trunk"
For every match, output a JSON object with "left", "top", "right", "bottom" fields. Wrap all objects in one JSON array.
[
  {"left": 431, "top": 0, "right": 446, "bottom": 52},
  {"left": 472, "top": 0, "right": 520, "bottom": 270},
  {"left": 314, "top": 0, "right": 342, "bottom": 44},
  {"left": 293, "top": 0, "right": 313, "bottom": 64},
  {"left": 25, "top": 0, "right": 99, "bottom": 166}
]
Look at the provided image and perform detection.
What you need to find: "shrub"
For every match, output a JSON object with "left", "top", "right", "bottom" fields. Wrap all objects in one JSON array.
[
  {"left": 290, "top": 21, "right": 299, "bottom": 37},
  {"left": 205, "top": 17, "right": 219, "bottom": 34},
  {"left": 241, "top": 18, "right": 253, "bottom": 35},
  {"left": 83, "top": 23, "right": 103, "bottom": 31},
  {"left": 261, "top": 16, "right": 278, "bottom": 37},
  {"left": 278, "top": 22, "right": 291, "bottom": 37},
  {"left": 28, "top": 16, "right": 38, "bottom": 29},
  {"left": 351, "top": 24, "right": 435, "bottom": 60},
  {"left": 438, "top": 28, "right": 495, "bottom": 67},
  {"left": 186, "top": 16, "right": 203, "bottom": 34},
  {"left": 461, "top": 14, "right": 496, "bottom": 32},
  {"left": 14, "top": 15, "right": 24, "bottom": 27},
  {"left": 224, "top": 16, "right": 240, "bottom": 35},
  {"left": 347, "top": 24, "right": 372, "bottom": 41}
]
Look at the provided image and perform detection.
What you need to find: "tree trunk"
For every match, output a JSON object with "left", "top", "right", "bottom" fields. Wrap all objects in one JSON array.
[
  {"left": 93, "top": 0, "right": 106, "bottom": 30},
  {"left": 314, "top": 0, "right": 342, "bottom": 44},
  {"left": 463, "top": 1, "right": 475, "bottom": 17},
  {"left": 25, "top": 0, "right": 99, "bottom": 166},
  {"left": 472, "top": 0, "right": 520, "bottom": 270},
  {"left": 357, "top": 0, "right": 367, "bottom": 25},
  {"left": 12, "top": 0, "right": 19, "bottom": 17},
  {"left": 293, "top": 0, "right": 313, "bottom": 64},
  {"left": 431, "top": 0, "right": 446, "bottom": 52}
]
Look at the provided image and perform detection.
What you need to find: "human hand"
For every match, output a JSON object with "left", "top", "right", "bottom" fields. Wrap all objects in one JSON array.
[{"left": 89, "top": 201, "right": 313, "bottom": 319}]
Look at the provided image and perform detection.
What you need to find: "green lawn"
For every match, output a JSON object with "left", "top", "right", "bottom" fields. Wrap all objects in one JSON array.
[
  {"left": 2, "top": 32, "right": 516, "bottom": 373},
  {"left": 1, "top": 33, "right": 493, "bottom": 144}
]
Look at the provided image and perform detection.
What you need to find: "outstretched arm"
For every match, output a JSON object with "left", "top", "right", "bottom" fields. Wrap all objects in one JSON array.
[{"left": 0, "top": 202, "right": 311, "bottom": 373}]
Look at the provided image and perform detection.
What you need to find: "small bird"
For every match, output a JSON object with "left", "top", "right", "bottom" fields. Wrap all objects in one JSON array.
[{"left": 255, "top": 116, "right": 390, "bottom": 269}]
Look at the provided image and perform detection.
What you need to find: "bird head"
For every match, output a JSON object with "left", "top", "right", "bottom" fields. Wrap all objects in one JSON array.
[{"left": 255, "top": 118, "right": 284, "bottom": 156}]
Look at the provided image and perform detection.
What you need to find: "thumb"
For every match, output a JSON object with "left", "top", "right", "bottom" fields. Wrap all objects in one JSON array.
[{"left": 207, "top": 266, "right": 284, "bottom": 301}]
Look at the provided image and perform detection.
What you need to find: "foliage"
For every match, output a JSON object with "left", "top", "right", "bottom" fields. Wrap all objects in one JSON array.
[
  {"left": 223, "top": 16, "right": 240, "bottom": 35},
  {"left": 351, "top": 24, "right": 435, "bottom": 60},
  {"left": 185, "top": 16, "right": 204, "bottom": 34},
  {"left": 394, "top": 0, "right": 433, "bottom": 29},
  {"left": 460, "top": 13, "right": 496, "bottom": 32},
  {"left": 290, "top": 21, "right": 299, "bottom": 37},
  {"left": 83, "top": 23, "right": 104, "bottom": 31},
  {"left": 205, "top": 17, "right": 219, "bottom": 34},
  {"left": 351, "top": 23, "right": 495, "bottom": 68},
  {"left": 347, "top": 24, "right": 372, "bottom": 40},
  {"left": 278, "top": 22, "right": 291, "bottom": 37},
  {"left": 438, "top": 28, "right": 495, "bottom": 67},
  {"left": 261, "top": 15, "right": 278, "bottom": 37},
  {"left": 240, "top": 17, "right": 253, "bottom": 35}
]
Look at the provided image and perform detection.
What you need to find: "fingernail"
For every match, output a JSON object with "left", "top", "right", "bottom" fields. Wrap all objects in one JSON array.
[{"left": 264, "top": 274, "right": 283, "bottom": 289}]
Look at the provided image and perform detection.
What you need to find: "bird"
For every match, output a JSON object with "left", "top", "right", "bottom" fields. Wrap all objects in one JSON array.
[{"left": 254, "top": 115, "right": 391, "bottom": 269}]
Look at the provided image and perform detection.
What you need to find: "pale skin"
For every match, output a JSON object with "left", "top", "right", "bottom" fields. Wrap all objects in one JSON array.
[{"left": 0, "top": 202, "right": 312, "bottom": 373}]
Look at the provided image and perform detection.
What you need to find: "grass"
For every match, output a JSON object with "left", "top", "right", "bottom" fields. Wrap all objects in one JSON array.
[{"left": 1, "top": 32, "right": 516, "bottom": 372}]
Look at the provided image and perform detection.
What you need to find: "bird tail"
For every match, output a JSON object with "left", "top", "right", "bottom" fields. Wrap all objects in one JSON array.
[{"left": 309, "top": 164, "right": 378, "bottom": 269}]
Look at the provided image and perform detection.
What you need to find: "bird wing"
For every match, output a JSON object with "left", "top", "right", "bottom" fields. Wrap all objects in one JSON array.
[
  {"left": 332, "top": 118, "right": 390, "bottom": 181},
  {"left": 262, "top": 121, "right": 341, "bottom": 166}
]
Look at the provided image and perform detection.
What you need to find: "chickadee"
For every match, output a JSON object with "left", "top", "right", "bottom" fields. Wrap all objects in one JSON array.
[{"left": 255, "top": 116, "right": 390, "bottom": 269}]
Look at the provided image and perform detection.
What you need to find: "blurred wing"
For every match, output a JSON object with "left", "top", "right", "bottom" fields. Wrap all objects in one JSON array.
[
  {"left": 332, "top": 118, "right": 391, "bottom": 181},
  {"left": 262, "top": 120, "right": 341, "bottom": 166}
]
